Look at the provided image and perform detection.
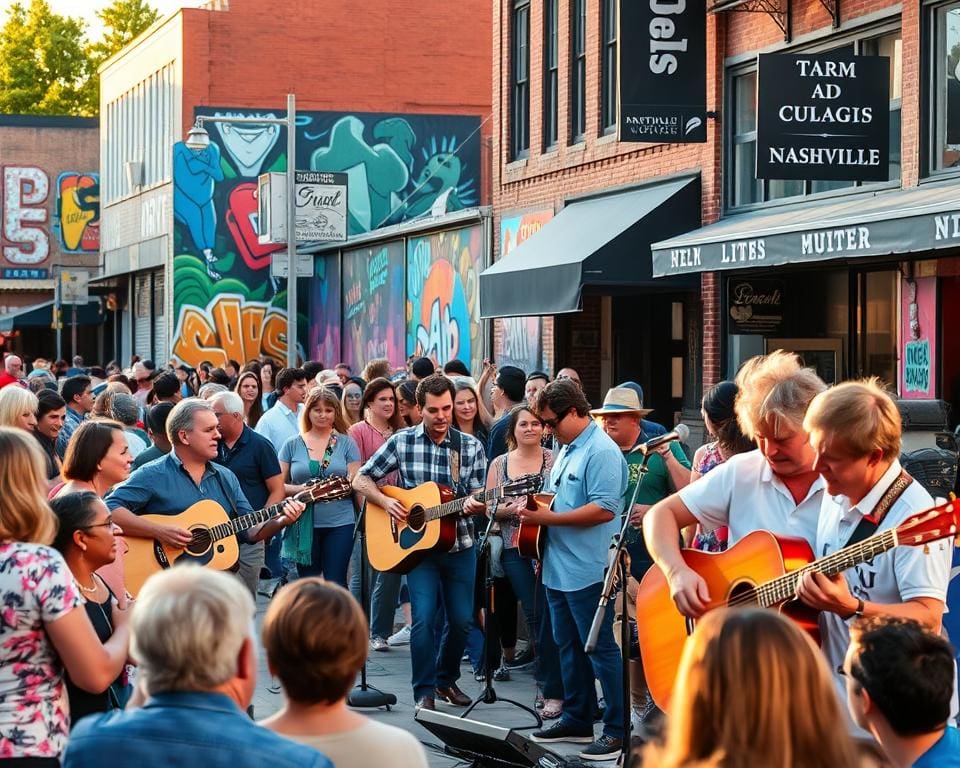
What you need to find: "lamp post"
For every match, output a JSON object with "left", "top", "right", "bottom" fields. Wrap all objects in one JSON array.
[{"left": 184, "top": 94, "right": 298, "bottom": 367}]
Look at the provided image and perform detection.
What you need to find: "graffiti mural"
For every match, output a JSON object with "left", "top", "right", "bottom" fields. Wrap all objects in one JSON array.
[
  {"left": 494, "top": 210, "right": 554, "bottom": 373},
  {"left": 406, "top": 224, "right": 484, "bottom": 374},
  {"left": 3, "top": 166, "right": 49, "bottom": 277},
  {"left": 172, "top": 108, "right": 481, "bottom": 366},
  {"left": 341, "top": 241, "right": 405, "bottom": 370},
  {"left": 54, "top": 172, "right": 99, "bottom": 254},
  {"left": 308, "top": 254, "right": 340, "bottom": 365}
]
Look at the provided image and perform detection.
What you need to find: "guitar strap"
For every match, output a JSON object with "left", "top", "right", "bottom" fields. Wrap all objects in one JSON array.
[
  {"left": 448, "top": 427, "right": 463, "bottom": 496},
  {"left": 843, "top": 469, "right": 913, "bottom": 549}
]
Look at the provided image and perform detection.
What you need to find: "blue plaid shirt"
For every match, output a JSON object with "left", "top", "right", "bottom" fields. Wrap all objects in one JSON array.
[{"left": 359, "top": 424, "right": 487, "bottom": 552}]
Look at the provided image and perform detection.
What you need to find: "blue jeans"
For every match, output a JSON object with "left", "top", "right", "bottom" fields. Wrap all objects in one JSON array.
[
  {"left": 407, "top": 546, "right": 476, "bottom": 700},
  {"left": 534, "top": 568, "right": 564, "bottom": 700},
  {"left": 546, "top": 582, "right": 624, "bottom": 739},
  {"left": 296, "top": 524, "right": 354, "bottom": 587},
  {"left": 370, "top": 569, "right": 404, "bottom": 639},
  {"left": 264, "top": 532, "right": 283, "bottom": 579}
]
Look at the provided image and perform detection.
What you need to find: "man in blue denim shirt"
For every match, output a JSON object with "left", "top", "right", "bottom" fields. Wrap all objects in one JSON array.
[
  {"left": 63, "top": 567, "right": 330, "bottom": 768},
  {"left": 523, "top": 379, "right": 627, "bottom": 762}
]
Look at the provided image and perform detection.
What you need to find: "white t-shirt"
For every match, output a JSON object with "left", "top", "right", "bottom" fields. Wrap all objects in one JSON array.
[
  {"left": 291, "top": 719, "right": 428, "bottom": 768},
  {"left": 679, "top": 449, "right": 825, "bottom": 549},
  {"left": 816, "top": 460, "right": 955, "bottom": 731}
]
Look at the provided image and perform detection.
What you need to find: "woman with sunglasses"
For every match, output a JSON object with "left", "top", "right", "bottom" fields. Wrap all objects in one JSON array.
[
  {"left": 51, "top": 492, "right": 131, "bottom": 725},
  {"left": 341, "top": 379, "right": 364, "bottom": 426}
]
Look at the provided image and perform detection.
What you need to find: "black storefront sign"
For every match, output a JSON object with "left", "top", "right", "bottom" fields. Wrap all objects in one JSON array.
[
  {"left": 652, "top": 208, "right": 960, "bottom": 276},
  {"left": 756, "top": 53, "right": 889, "bottom": 181},
  {"left": 618, "top": 0, "right": 706, "bottom": 144},
  {"left": 728, "top": 278, "right": 783, "bottom": 334}
]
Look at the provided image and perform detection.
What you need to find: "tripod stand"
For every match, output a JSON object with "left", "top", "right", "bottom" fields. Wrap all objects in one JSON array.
[
  {"left": 348, "top": 501, "right": 397, "bottom": 709},
  {"left": 462, "top": 511, "right": 542, "bottom": 728}
]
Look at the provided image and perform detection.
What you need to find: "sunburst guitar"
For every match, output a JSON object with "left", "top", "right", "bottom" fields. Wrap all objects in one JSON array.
[
  {"left": 515, "top": 493, "right": 554, "bottom": 560},
  {"left": 636, "top": 499, "right": 960, "bottom": 711},
  {"left": 123, "top": 476, "right": 352, "bottom": 596},
  {"left": 365, "top": 474, "right": 543, "bottom": 574}
]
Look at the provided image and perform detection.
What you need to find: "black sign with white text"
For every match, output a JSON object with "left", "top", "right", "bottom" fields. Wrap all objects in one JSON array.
[
  {"left": 757, "top": 53, "right": 889, "bottom": 181},
  {"left": 728, "top": 278, "right": 784, "bottom": 334},
  {"left": 618, "top": 0, "right": 707, "bottom": 144}
]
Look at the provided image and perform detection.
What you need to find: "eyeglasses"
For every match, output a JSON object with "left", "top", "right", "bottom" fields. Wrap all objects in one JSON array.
[
  {"left": 82, "top": 518, "right": 114, "bottom": 531},
  {"left": 345, "top": 392, "right": 362, "bottom": 400},
  {"left": 541, "top": 410, "right": 569, "bottom": 429}
]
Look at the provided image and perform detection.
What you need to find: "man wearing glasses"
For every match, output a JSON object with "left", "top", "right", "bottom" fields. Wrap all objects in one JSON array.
[{"left": 523, "top": 379, "right": 628, "bottom": 761}]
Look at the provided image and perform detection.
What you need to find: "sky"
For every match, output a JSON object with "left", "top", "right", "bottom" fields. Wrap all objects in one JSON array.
[{"left": 0, "top": 0, "right": 206, "bottom": 40}]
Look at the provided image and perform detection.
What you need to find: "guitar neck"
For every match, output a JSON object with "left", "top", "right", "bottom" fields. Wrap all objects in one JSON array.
[
  {"left": 209, "top": 487, "right": 320, "bottom": 542},
  {"left": 424, "top": 487, "right": 502, "bottom": 522},
  {"left": 756, "top": 529, "right": 898, "bottom": 608}
]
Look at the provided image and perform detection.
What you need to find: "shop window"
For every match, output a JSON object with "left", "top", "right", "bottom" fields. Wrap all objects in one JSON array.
[
  {"left": 511, "top": 1, "right": 531, "bottom": 159},
  {"left": 544, "top": 0, "right": 559, "bottom": 149},
  {"left": 929, "top": 1, "right": 960, "bottom": 173},
  {"left": 600, "top": 0, "right": 617, "bottom": 134},
  {"left": 856, "top": 269, "right": 898, "bottom": 388},
  {"left": 570, "top": 0, "right": 587, "bottom": 143},
  {"left": 727, "top": 31, "right": 902, "bottom": 211}
]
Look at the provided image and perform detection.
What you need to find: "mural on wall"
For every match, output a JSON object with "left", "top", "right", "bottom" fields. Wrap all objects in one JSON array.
[
  {"left": 899, "top": 276, "right": 938, "bottom": 399},
  {"left": 494, "top": 210, "right": 554, "bottom": 373},
  {"left": 308, "top": 254, "right": 340, "bottom": 366},
  {"left": 54, "top": 172, "right": 100, "bottom": 254},
  {"left": 406, "top": 224, "right": 484, "bottom": 374},
  {"left": 341, "top": 241, "right": 405, "bottom": 371},
  {"left": 172, "top": 108, "right": 481, "bottom": 366}
]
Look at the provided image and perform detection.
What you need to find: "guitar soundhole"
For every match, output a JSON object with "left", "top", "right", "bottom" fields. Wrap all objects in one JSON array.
[
  {"left": 407, "top": 505, "right": 426, "bottom": 533},
  {"left": 187, "top": 526, "right": 213, "bottom": 556},
  {"left": 729, "top": 580, "right": 759, "bottom": 607}
]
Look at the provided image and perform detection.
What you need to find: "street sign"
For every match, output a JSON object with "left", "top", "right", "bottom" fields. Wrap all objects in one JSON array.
[
  {"left": 257, "top": 170, "right": 349, "bottom": 244},
  {"left": 59, "top": 270, "right": 89, "bottom": 305},
  {"left": 270, "top": 252, "right": 315, "bottom": 279}
]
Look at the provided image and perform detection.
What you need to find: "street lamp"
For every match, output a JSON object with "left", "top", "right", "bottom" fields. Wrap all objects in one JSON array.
[{"left": 184, "top": 94, "right": 298, "bottom": 367}]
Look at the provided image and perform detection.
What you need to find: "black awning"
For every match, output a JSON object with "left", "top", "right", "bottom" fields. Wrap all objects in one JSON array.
[
  {"left": 651, "top": 181, "right": 960, "bottom": 277},
  {"left": 480, "top": 177, "right": 700, "bottom": 318},
  {"left": 0, "top": 300, "right": 103, "bottom": 332}
]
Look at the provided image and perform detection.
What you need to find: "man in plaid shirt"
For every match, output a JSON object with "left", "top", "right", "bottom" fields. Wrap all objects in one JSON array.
[{"left": 353, "top": 374, "right": 487, "bottom": 711}]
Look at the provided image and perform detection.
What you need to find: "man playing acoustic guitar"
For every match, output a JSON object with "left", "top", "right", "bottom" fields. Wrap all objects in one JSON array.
[
  {"left": 797, "top": 379, "right": 953, "bottom": 731},
  {"left": 353, "top": 374, "right": 487, "bottom": 712}
]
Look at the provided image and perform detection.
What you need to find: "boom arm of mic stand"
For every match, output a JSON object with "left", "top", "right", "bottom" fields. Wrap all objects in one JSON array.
[{"left": 584, "top": 450, "right": 652, "bottom": 654}]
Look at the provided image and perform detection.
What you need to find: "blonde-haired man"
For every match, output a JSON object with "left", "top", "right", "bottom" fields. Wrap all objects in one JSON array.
[
  {"left": 644, "top": 351, "right": 827, "bottom": 618},
  {"left": 63, "top": 567, "right": 331, "bottom": 768},
  {"left": 796, "top": 379, "right": 953, "bottom": 730}
]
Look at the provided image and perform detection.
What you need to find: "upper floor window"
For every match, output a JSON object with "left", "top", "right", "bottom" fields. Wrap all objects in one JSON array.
[
  {"left": 929, "top": 1, "right": 960, "bottom": 174},
  {"left": 600, "top": 0, "right": 617, "bottom": 134},
  {"left": 571, "top": 0, "right": 587, "bottom": 143},
  {"left": 544, "top": 0, "right": 559, "bottom": 149},
  {"left": 511, "top": 1, "right": 531, "bottom": 159},
  {"left": 727, "top": 31, "right": 902, "bottom": 210}
]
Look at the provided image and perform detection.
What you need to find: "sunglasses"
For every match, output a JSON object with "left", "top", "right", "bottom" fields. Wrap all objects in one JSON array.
[{"left": 541, "top": 409, "right": 570, "bottom": 429}]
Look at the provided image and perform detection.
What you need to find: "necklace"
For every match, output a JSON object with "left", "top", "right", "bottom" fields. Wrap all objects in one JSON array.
[
  {"left": 367, "top": 419, "right": 393, "bottom": 439},
  {"left": 77, "top": 574, "right": 99, "bottom": 594}
]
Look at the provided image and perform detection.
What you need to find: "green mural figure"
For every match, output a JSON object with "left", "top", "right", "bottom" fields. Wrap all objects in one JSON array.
[{"left": 395, "top": 152, "right": 464, "bottom": 220}]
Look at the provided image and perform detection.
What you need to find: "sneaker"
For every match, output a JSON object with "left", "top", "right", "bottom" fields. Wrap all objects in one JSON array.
[
  {"left": 530, "top": 721, "right": 594, "bottom": 744},
  {"left": 387, "top": 625, "right": 411, "bottom": 646},
  {"left": 369, "top": 636, "right": 389, "bottom": 652},
  {"left": 504, "top": 647, "right": 535, "bottom": 670},
  {"left": 579, "top": 734, "right": 623, "bottom": 761},
  {"left": 493, "top": 665, "right": 510, "bottom": 681}
]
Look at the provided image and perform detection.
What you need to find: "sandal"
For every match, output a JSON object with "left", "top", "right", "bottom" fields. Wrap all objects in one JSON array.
[
  {"left": 535, "top": 691, "right": 545, "bottom": 710},
  {"left": 541, "top": 699, "right": 563, "bottom": 720}
]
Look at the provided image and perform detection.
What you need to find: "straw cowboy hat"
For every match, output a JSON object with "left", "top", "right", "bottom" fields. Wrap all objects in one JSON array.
[{"left": 589, "top": 386, "right": 654, "bottom": 417}]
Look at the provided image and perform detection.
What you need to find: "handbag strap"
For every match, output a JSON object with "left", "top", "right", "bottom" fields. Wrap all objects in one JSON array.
[{"left": 843, "top": 469, "right": 913, "bottom": 548}]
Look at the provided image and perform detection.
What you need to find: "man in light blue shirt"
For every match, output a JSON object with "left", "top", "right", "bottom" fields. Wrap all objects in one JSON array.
[
  {"left": 255, "top": 367, "right": 308, "bottom": 451},
  {"left": 523, "top": 379, "right": 627, "bottom": 761}
]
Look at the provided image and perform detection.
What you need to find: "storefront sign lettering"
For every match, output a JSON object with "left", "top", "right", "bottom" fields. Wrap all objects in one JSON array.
[
  {"left": 934, "top": 213, "right": 960, "bottom": 241},
  {"left": 720, "top": 239, "right": 765, "bottom": 265},
  {"left": 904, "top": 339, "right": 930, "bottom": 393},
  {"left": 800, "top": 227, "right": 871, "bottom": 256},
  {"left": 757, "top": 53, "right": 890, "bottom": 181},
  {"left": 728, "top": 278, "right": 784, "bottom": 334},
  {"left": 669, "top": 246, "right": 701, "bottom": 269}
]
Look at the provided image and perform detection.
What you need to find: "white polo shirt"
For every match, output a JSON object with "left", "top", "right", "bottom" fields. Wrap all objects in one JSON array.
[
  {"left": 815, "top": 460, "right": 954, "bottom": 732},
  {"left": 679, "top": 449, "right": 824, "bottom": 549}
]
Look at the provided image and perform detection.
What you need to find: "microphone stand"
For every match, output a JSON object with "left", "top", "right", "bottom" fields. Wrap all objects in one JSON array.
[
  {"left": 347, "top": 500, "right": 397, "bottom": 709},
  {"left": 584, "top": 446, "right": 653, "bottom": 767},
  {"left": 462, "top": 508, "right": 542, "bottom": 728}
]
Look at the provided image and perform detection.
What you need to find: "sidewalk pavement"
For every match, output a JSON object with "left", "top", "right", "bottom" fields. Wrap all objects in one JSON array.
[{"left": 250, "top": 592, "right": 619, "bottom": 767}]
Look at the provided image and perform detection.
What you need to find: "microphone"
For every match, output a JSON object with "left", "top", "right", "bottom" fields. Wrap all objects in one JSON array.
[{"left": 630, "top": 423, "right": 690, "bottom": 454}]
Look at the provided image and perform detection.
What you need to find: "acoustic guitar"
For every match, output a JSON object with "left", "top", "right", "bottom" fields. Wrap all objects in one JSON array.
[
  {"left": 123, "top": 476, "right": 353, "bottom": 596},
  {"left": 365, "top": 475, "right": 543, "bottom": 574},
  {"left": 636, "top": 499, "right": 960, "bottom": 710},
  {"left": 515, "top": 493, "right": 554, "bottom": 560}
]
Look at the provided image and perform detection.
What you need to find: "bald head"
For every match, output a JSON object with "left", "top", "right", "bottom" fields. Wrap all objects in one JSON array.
[{"left": 5, "top": 356, "right": 22, "bottom": 376}]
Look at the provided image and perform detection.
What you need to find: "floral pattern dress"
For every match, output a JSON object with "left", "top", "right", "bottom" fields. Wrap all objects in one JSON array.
[{"left": 0, "top": 542, "right": 82, "bottom": 758}]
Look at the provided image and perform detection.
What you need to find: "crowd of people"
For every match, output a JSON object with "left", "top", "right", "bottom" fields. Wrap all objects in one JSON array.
[{"left": 0, "top": 348, "right": 955, "bottom": 767}]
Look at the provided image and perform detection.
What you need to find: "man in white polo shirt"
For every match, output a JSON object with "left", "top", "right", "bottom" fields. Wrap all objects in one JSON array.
[
  {"left": 643, "top": 350, "right": 827, "bottom": 618},
  {"left": 796, "top": 379, "right": 954, "bottom": 732}
]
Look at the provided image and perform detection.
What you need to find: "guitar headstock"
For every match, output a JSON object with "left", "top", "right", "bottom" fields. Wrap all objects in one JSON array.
[
  {"left": 300, "top": 476, "right": 353, "bottom": 503},
  {"left": 503, "top": 473, "right": 544, "bottom": 497},
  {"left": 895, "top": 499, "right": 960, "bottom": 548}
]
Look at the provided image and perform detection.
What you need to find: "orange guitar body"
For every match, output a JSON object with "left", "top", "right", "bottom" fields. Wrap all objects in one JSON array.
[
  {"left": 515, "top": 493, "right": 553, "bottom": 560},
  {"left": 636, "top": 530, "right": 819, "bottom": 711}
]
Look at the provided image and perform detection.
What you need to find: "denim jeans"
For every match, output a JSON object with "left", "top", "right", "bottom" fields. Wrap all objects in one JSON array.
[
  {"left": 407, "top": 546, "right": 476, "bottom": 700},
  {"left": 535, "top": 573, "right": 564, "bottom": 700},
  {"left": 546, "top": 582, "right": 624, "bottom": 739},
  {"left": 295, "top": 524, "right": 354, "bottom": 587},
  {"left": 370, "top": 569, "right": 403, "bottom": 639},
  {"left": 264, "top": 531, "right": 283, "bottom": 579}
]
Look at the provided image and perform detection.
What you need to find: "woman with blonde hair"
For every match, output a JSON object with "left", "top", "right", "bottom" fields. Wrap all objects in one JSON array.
[
  {"left": 0, "top": 428, "right": 130, "bottom": 762},
  {"left": 278, "top": 387, "right": 360, "bottom": 586},
  {"left": 643, "top": 608, "right": 861, "bottom": 768},
  {"left": 0, "top": 384, "right": 38, "bottom": 431}
]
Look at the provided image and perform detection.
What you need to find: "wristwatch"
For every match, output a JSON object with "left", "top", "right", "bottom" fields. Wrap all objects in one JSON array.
[{"left": 852, "top": 598, "right": 866, "bottom": 619}]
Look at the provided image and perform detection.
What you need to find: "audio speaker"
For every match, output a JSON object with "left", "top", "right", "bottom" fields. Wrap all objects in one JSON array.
[{"left": 414, "top": 708, "right": 573, "bottom": 767}]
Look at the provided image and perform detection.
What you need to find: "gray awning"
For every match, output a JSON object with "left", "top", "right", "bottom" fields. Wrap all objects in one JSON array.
[
  {"left": 652, "top": 181, "right": 960, "bottom": 277},
  {"left": 0, "top": 300, "right": 103, "bottom": 332},
  {"left": 480, "top": 177, "right": 700, "bottom": 318}
]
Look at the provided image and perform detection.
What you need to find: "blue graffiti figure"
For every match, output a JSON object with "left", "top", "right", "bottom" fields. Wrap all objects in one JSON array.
[{"left": 173, "top": 141, "right": 224, "bottom": 279}]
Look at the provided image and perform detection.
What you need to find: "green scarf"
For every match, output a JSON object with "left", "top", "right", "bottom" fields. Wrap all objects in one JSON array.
[{"left": 281, "top": 435, "right": 337, "bottom": 566}]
